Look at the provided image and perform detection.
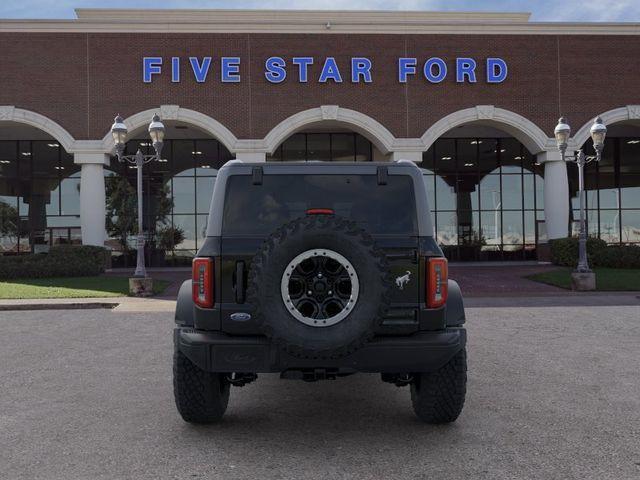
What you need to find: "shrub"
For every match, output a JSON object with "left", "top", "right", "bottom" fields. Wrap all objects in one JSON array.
[
  {"left": 0, "top": 245, "right": 109, "bottom": 280},
  {"left": 550, "top": 237, "right": 640, "bottom": 269},
  {"left": 550, "top": 237, "right": 608, "bottom": 267},
  {"left": 593, "top": 245, "right": 640, "bottom": 269}
]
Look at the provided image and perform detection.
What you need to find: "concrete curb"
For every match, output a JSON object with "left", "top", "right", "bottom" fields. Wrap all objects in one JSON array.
[{"left": 0, "top": 302, "right": 119, "bottom": 311}]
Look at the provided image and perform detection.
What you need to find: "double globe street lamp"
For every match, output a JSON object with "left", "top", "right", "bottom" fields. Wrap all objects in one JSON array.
[
  {"left": 110, "top": 114, "right": 166, "bottom": 293},
  {"left": 554, "top": 116, "right": 607, "bottom": 290}
]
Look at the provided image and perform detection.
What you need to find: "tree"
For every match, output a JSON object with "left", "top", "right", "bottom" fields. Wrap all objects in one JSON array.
[
  {"left": 0, "top": 201, "right": 19, "bottom": 239},
  {"left": 105, "top": 175, "right": 173, "bottom": 251}
]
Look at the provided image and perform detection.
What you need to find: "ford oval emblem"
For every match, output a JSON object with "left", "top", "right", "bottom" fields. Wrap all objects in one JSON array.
[{"left": 230, "top": 312, "right": 252, "bottom": 322}]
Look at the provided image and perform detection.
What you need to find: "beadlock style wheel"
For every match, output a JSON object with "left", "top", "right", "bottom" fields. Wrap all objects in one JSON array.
[
  {"left": 281, "top": 248, "right": 360, "bottom": 327},
  {"left": 247, "top": 215, "right": 390, "bottom": 358}
]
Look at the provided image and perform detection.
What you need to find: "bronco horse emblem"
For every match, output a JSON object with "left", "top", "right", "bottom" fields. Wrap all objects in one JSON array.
[{"left": 395, "top": 271, "right": 412, "bottom": 290}]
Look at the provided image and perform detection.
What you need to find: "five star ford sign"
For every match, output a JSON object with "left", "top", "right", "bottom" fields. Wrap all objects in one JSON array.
[{"left": 142, "top": 56, "right": 508, "bottom": 84}]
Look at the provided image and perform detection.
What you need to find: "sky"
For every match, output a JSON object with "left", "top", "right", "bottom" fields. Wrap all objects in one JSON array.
[{"left": 0, "top": 0, "right": 639, "bottom": 22}]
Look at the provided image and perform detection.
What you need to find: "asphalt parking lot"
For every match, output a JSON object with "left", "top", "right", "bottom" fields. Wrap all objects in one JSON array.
[{"left": 1, "top": 304, "right": 639, "bottom": 480}]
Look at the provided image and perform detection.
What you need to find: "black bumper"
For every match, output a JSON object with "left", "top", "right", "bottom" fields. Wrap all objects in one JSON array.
[{"left": 175, "top": 327, "right": 466, "bottom": 374}]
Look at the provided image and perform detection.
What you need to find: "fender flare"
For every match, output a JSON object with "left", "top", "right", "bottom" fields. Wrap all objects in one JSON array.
[
  {"left": 175, "top": 280, "right": 194, "bottom": 326},
  {"left": 445, "top": 279, "right": 466, "bottom": 326}
]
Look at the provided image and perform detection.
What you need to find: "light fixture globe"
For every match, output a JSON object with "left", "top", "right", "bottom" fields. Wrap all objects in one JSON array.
[
  {"left": 148, "top": 113, "right": 165, "bottom": 157},
  {"left": 590, "top": 116, "right": 607, "bottom": 152},
  {"left": 554, "top": 116, "right": 571, "bottom": 153},
  {"left": 149, "top": 113, "right": 165, "bottom": 157},
  {"left": 148, "top": 114, "right": 165, "bottom": 142},
  {"left": 110, "top": 114, "right": 128, "bottom": 148}
]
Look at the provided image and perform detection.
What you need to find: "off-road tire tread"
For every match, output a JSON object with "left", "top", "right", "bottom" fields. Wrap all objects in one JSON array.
[
  {"left": 247, "top": 215, "right": 391, "bottom": 360},
  {"left": 173, "top": 348, "right": 230, "bottom": 424},
  {"left": 410, "top": 347, "right": 467, "bottom": 424}
]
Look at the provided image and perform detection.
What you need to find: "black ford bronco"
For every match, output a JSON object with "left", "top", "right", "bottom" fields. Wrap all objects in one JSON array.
[{"left": 173, "top": 160, "right": 467, "bottom": 423}]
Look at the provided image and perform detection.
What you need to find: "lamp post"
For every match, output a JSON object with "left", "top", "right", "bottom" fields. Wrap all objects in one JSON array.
[
  {"left": 110, "top": 113, "right": 165, "bottom": 285},
  {"left": 554, "top": 116, "right": 607, "bottom": 289}
]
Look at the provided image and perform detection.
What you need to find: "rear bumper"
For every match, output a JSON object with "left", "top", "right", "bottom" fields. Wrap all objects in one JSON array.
[{"left": 175, "top": 327, "right": 466, "bottom": 374}]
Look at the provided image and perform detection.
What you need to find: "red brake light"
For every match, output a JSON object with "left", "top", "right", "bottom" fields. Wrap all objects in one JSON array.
[
  {"left": 192, "top": 257, "right": 214, "bottom": 308},
  {"left": 306, "top": 208, "right": 335, "bottom": 215},
  {"left": 426, "top": 257, "right": 448, "bottom": 308}
]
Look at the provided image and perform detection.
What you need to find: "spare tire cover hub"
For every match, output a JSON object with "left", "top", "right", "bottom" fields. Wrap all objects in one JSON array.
[{"left": 281, "top": 248, "right": 359, "bottom": 327}]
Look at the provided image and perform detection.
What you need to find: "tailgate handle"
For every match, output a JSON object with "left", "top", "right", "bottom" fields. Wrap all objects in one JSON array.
[
  {"left": 386, "top": 250, "right": 418, "bottom": 263},
  {"left": 234, "top": 261, "right": 246, "bottom": 304}
]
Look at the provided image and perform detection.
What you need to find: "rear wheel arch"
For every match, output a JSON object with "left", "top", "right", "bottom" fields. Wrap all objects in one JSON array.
[
  {"left": 175, "top": 280, "right": 195, "bottom": 327},
  {"left": 445, "top": 279, "right": 465, "bottom": 326}
]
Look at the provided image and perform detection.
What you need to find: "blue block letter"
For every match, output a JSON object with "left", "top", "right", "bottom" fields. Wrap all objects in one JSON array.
[
  {"left": 424, "top": 57, "right": 447, "bottom": 83},
  {"left": 189, "top": 57, "right": 212, "bottom": 83},
  {"left": 456, "top": 58, "right": 477, "bottom": 83},
  {"left": 265, "top": 56, "right": 287, "bottom": 83},
  {"left": 487, "top": 58, "right": 508, "bottom": 83},
  {"left": 171, "top": 57, "right": 180, "bottom": 83},
  {"left": 319, "top": 57, "right": 343, "bottom": 83},
  {"left": 398, "top": 58, "right": 417, "bottom": 83},
  {"left": 292, "top": 57, "right": 313, "bottom": 82},
  {"left": 143, "top": 57, "right": 162, "bottom": 83},
  {"left": 221, "top": 57, "right": 241, "bottom": 83},
  {"left": 351, "top": 57, "right": 372, "bottom": 83}
]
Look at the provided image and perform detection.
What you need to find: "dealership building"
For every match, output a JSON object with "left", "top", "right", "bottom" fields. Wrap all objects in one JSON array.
[{"left": 1, "top": 9, "right": 639, "bottom": 264}]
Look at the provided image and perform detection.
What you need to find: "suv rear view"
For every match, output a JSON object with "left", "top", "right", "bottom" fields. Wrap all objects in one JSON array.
[{"left": 174, "top": 160, "right": 467, "bottom": 423}]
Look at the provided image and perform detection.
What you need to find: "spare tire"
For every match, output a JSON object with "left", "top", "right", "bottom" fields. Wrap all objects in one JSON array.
[{"left": 247, "top": 215, "right": 390, "bottom": 359}]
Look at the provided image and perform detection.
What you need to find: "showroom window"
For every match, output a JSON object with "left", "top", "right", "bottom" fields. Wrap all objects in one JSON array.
[
  {"left": 0, "top": 140, "right": 80, "bottom": 254},
  {"left": 267, "top": 132, "right": 374, "bottom": 162},
  {"left": 107, "top": 138, "right": 232, "bottom": 266},
  {"left": 570, "top": 137, "right": 640, "bottom": 244},
  {"left": 423, "top": 138, "right": 544, "bottom": 261}
]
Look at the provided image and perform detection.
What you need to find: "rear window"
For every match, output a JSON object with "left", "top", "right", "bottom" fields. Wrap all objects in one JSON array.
[{"left": 222, "top": 174, "right": 417, "bottom": 235}]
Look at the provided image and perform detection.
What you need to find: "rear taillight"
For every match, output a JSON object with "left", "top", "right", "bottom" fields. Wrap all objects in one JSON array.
[
  {"left": 192, "top": 257, "right": 214, "bottom": 308},
  {"left": 426, "top": 257, "right": 448, "bottom": 308}
]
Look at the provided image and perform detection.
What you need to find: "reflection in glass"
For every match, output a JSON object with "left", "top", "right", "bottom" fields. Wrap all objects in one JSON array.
[
  {"left": 307, "top": 134, "right": 331, "bottom": 161},
  {"left": 502, "top": 211, "right": 523, "bottom": 246},
  {"left": 621, "top": 210, "right": 640, "bottom": 243},
  {"left": 599, "top": 210, "right": 620, "bottom": 243},
  {"left": 437, "top": 211, "right": 457, "bottom": 246},
  {"left": 60, "top": 177, "right": 80, "bottom": 215},
  {"left": 172, "top": 177, "right": 196, "bottom": 214},
  {"left": 481, "top": 211, "right": 500, "bottom": 246},
  {"left": 479, "top": 175, "right": 500, "bottom": 211},
  {"left": 501, "top": 175, "right": 523, "bottom": 210},
  {"left": 196, "top": 214, "right": 209, "bottom": 246},
  {"left": 435, "top": 176, "right": 456, "bottom": 210},
  {"left": 172, "top": 215, "right": 196, "bottom": 250},
  {"left": 196, "top": 176, "right": 215, "bottom": 214},
  {"left": 524, "top": 210, "right": 536, "bottom": 244}
]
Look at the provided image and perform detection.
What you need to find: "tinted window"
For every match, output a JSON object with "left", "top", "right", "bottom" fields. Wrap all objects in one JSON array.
[{"left": 222, "top": 174, "right": 417, "bottom": 235}]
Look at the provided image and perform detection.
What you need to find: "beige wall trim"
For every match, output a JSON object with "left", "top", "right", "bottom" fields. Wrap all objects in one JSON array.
[{"left": 1, "top": 9, "right": 639, "bottom": 35}]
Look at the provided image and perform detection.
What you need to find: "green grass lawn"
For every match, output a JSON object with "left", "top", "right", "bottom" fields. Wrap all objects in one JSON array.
[
  {"left": 527, "top": 268, "right": 640, "bottom": 291},
  {"left": 0, "top": 276, "right": 170, "bottom": 299}
]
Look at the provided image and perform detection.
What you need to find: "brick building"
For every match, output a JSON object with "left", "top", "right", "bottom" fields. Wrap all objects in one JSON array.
[{"left": 0, "top": 9, "right": 639, "bottom": 263}]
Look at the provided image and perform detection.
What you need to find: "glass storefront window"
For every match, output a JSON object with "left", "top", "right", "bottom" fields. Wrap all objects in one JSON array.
[
  {"left": 570, "top": 136, "right": 640, "bottom": 246},
  {"left": 269, "top": 132, "right": 373, "bottom": 162},
  {"left": 621, "top": 210, "right": 640, "bottom": 243},
  {"left": 307, "top": 134, "right": 331, "bottom": 161},
  {"left": 282, "top": 134, "right": 306, "bottom": 161},
  {"left": 599, "top": 210, "right": 620, "bottom": 243},
  {"left": 0, "top": 140, "right": 80, "bottom": 254},
  {"left": 196, "top": 176, "right": 215, "bottom": 214},
  {"left": 501, "top": 175, "right": 523, "bottom": 210},
  {"left": 105, "top": 138, "right": 233, "bottom": 266},
  {"left": 429, "top": 137, "right": 544, "bottom": 260}
]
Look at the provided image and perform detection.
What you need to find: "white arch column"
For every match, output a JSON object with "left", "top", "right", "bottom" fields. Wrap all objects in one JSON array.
[
  {"left": 538, "top": 151, "right": 569, "bottom": 240},
  {"left": 74, "top": 150, "right": 109, "bottom": 246}
]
